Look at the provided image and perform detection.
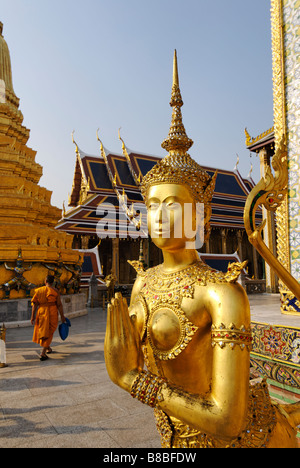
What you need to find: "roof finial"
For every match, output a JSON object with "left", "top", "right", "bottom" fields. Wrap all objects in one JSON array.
[
  {"left": 173, "top": 49, "right": 179, "bottom": 88},
  {"left": 161, "top": 50, "right": 193, "bottom": 155},
  {"left": 71, "top": 130, "right": 79, "bottom": 155}
]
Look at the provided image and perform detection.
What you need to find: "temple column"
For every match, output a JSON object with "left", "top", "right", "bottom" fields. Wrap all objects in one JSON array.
[
  {"left": 205, "top": 239, "right": 210, "bottom": 253},
  {"left": 141, "top": 238, "right": 149, "bottom": 268},
  {"left": 252, "top": 245, "right": 259, "bottom": 279},
  {"left": 236, "top": 230, "right": 243, "bottom": 260},
  {"left": 221, "top": 229, "right": 227, "bottom": 254},
  {"left": 81, "top": 235, "right": 90, "bottom": 250},
  {"left": 112, "top": 238, "right": 120, "bottom": 285},
  {"left": 259, "top": 148, "right": 277, "bottom": 292}
]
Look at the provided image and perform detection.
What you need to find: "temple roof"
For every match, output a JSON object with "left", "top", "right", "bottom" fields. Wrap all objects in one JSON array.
[
  {"left": 245, "top": 127, "right": 274, "bottom": 153},
  {"left": 56, "top": 136, "right": 262, "bottom": 238}
]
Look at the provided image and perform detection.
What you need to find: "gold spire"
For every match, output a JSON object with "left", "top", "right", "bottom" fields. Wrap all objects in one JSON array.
[
  {"left": 172, "top": 48, "right": 179, "bottom": 88},
  {"left": 0, "top": 22, "right": 19, "bottom": 108},
  {"left": 0, "top": 21, "right": 13, "bottom": 91},
  {"left": 161, "top": 50, "right": 193, "bottom": 155}
]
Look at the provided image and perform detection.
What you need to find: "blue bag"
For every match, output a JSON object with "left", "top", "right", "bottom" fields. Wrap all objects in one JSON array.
[{"left": 58, "top": 318, "right": 71, "bottom": 341}]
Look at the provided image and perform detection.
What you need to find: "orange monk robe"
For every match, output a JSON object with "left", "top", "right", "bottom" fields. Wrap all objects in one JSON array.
[{"left": 32, "top": 286, "right": 61, "bottom": 348}]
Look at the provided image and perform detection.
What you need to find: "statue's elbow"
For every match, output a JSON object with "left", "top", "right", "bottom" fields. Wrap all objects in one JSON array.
[{"left": 217, "top": 409, "right": 248, "bottom": 440}]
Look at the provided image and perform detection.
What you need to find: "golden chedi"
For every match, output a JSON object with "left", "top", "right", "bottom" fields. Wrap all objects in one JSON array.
[
  {"left": 104, "top": 51, "right": 300, "bottom": 448},
  {"left": 0, "top": 22, "right": 79, "bottom": 299}
]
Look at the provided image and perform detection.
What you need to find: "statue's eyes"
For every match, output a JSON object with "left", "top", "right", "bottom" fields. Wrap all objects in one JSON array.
[
  {"left": 166, "top": 202, "right": 180, "bottom": 210},
  {"left": 148, "top": 203, "right": 159, "bottom": 211}
]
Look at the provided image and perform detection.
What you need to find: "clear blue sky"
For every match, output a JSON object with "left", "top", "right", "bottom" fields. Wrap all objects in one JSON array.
[{"left": 1, "top": 0, "right": 273, "bottom": 209}]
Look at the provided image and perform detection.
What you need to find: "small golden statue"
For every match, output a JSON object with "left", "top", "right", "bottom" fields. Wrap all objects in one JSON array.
[{"left": 104, "top": 51, "right": 300, "bottom": 448}]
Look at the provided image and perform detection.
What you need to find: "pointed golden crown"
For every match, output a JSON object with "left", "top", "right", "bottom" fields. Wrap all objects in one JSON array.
[
  {"left": 141, "top": 50, "right": 217, "bottom": 205},
  {"left": 161, "top": 50, "right": 193, "bottom": 154}
]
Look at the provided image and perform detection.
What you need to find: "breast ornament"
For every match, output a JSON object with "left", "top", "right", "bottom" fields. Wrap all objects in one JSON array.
[{"left": 129, "top": 259, "right": 248, "bottom": 361}]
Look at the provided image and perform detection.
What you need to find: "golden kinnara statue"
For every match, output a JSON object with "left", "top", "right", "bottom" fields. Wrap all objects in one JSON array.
[{"left": 104, "top": 51, "right": 300, "bottom": 448}]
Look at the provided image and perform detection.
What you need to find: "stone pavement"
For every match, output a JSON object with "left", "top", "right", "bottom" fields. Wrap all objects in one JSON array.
[
  {"left": 249, "top": 293, "right": 300, "bottom": 327},
  {"left": 0, "top": 293, "right": 299, "bottom": 448},
  {"left": 0, "top": 307, "right": 161, "bottom": 448}
]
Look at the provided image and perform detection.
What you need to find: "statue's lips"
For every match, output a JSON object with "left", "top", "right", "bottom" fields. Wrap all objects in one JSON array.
[
  {"left": 152, "top": 228, "right": 170, "bottom": 237},
  {"left": 153, "top": 231, "right": 170, "bottom": 237}
]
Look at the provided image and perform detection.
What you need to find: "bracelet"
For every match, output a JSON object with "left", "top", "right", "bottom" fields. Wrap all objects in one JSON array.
[
  {"left": 130, "top": 371, "right": 167, "bottom": 407},
  {"left": 211, "top": 323, "right": 252, "bottom": 350}
]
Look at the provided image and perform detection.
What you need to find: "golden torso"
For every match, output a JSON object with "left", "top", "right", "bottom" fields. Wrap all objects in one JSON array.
[{"left": 129, "top": 260, "right": 237, "bottom": 395}]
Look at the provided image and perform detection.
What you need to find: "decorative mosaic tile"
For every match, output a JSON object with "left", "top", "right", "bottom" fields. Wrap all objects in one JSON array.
[
  {"left": 284, "top": 0, "right": 300, "bottom": 283},
  {"left": 250, "top": 357, "right": 300, "bottom": 389},
  {"left": 251, "top": 322, "right": 300, "bottom": 365}
]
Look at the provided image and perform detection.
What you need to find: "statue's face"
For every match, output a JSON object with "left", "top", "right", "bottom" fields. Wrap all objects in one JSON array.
[{"left": 146, "top": 184, "right": 197, "bottom": 251}]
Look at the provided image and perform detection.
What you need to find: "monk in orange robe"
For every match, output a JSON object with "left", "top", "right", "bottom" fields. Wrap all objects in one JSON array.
[{"left": 31, "top": 275, "right": 66, "bottom": 361}]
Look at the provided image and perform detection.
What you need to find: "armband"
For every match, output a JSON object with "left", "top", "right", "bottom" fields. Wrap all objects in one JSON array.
[
  {"left": 130, "top": 371, "right": 167, "bottom": 407},
  {"left": 211, "top": 323, "right": 252, "bottom": 350}
]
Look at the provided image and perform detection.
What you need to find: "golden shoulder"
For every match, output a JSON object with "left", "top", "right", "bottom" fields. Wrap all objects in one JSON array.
[
  {"left": 127, "top": 260, "right": 146, "bottom": 276},
  {"left": 128, "top": 259, "right": 248, "bottom": 285}
]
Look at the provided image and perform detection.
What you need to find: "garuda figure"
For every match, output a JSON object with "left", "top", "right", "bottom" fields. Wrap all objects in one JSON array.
[
  {"left": 43, "top": 254, "right": 64, "bottom": 292},
  {"left": 65, "top": 257, "right": 82, "bottom": 294},
  {"left": 2, "top": 249, "right": 35, "bottom": 298},
  {"left": 104, "top": 51, "right": 300, "bottom": 448}
]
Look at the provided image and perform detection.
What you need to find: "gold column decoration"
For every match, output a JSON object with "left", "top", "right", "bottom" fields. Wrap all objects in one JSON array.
[
  {"left": 243, "top": 0, "right": 300, "bottom": 307},
  {"left": 243, "top": 137, "right": 300, "bottom": 301},
  {"left": 270, "top": 0, "right": 290, "bottom": 281}
]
